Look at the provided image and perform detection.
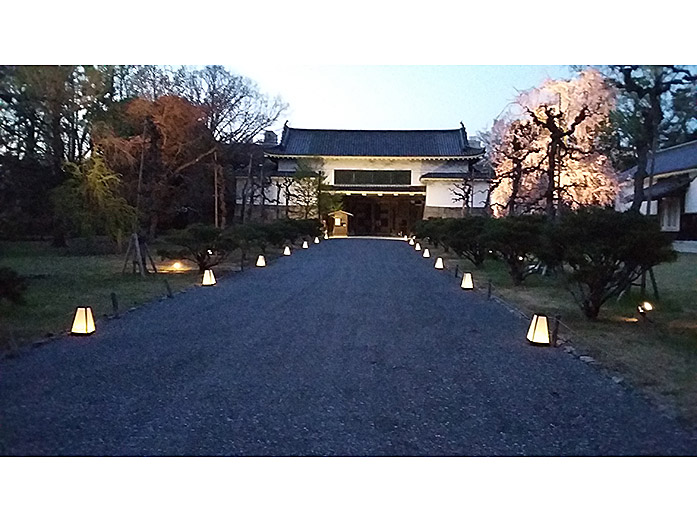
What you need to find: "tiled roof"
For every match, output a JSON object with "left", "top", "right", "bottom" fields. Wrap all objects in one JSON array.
[
  {"left": 266, "top": 124, "right": 484, "bottom": 158},
  {"left": 421, "top": 163, "right": 494, "bottom": 181},
  {"left": 641, "top": 173, "right": 693, "bottom": 200},
  {"left": 623, "top": 139, "right": 697, "bottom": 178}
]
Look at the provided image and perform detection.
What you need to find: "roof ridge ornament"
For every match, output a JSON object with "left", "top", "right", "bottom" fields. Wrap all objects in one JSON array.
[{"left": 460, "top": 121, "right": 469, "bottom": 149}]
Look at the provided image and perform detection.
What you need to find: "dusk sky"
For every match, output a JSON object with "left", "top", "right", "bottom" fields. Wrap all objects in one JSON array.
[{"left": 232, "top": 65, "right": 573, "bottom": 137}]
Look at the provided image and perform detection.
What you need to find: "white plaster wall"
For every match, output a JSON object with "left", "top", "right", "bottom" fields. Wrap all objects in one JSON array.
[
  {"left": 235, "top": 177, "right": 290, "bottom": 205},
  {"left": 472, "top": 180, "right": 489, "bottom": 208},
  {"left": 273, "top": 157, "right": 469, "bottom": 186},
  {"left": 425, "top": 181, "right": 460, "bottom": 208},
  {"left": 424, "top": 180, "right": 488, "bottom": 208},
  {"left": 639, "top": 200, "right": 658, "bottom": 215},
  {"left": 684, "top": 176, "right": 697, "bottom": 213}
]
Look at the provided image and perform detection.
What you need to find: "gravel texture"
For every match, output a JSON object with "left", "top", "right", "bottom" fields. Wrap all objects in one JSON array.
[{"left": 1, "top": 238, "right": 695, "bottom": 456}]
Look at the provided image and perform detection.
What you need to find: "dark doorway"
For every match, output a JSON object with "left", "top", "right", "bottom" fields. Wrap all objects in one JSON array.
[{"left": 342, "top": 195, "right": 424, "bottom": 236}]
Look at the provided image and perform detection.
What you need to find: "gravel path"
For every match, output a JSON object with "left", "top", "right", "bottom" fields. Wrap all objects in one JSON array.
[{"left": 1, "top": 238, "right": 695, "bottom": 456}]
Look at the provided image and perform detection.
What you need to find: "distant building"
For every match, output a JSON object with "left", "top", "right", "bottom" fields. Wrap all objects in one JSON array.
[
  {"left": 254, "top": 122, "right": 491, "bottom": 235},
  {"left": 616, "top": 139, "right": 697, "bottom": 251}
]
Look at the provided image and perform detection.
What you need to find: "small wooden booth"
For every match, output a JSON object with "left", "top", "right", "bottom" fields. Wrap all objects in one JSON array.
[{"left": 329, "top": 210, "right": 353, "bottom": 237}]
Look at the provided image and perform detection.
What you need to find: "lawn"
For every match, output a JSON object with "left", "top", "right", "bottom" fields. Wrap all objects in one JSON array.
[
  {"left": 0, "top": 240, "right": 283, "bottom": 353},
  {"left": 431, "top": 244, "right": 697, "bottom": 426}
]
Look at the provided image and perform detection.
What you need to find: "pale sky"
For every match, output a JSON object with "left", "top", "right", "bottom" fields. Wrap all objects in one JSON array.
[{"left": 231, "top": 65, "right": 573, "bottom": 138}]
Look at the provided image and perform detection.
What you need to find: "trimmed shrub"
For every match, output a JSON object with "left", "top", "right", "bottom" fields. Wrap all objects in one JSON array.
[
  {"left": 552, "top": 208, "right": 676, "bottom": 319},
  {"left": 442, "top": 216, "right": 490, "bottom": 267},
  {"left": 484, "top": 214, "right": 548, "bottom": 285},
  {"left": 158, "top": 224, "right": 239, "bottom": 273},
  {"left": 414, "top": 218, "right": 451, "bottom": 248}
]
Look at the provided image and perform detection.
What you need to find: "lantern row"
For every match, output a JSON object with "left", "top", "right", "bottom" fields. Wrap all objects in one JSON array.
[{"left": 71, "top": 233, "right": 328, "bottom": 336}]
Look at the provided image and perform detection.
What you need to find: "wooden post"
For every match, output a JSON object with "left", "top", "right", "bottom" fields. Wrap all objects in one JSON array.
[
  {"left": 551, "top": 315, "right": 561, "bottom": 347},
  {"left": 164, "top": 279, "right": 173, "bottom": 298},
  {"left": 110, "top": 292, "right": 119, "bottom": 317},
  {"left": 454, "top": 265, "right": 459, "bottom": 279},
  {"left": 133, "top": 233, "right": 145, "bottom": 278},
  {"left": 648, "top": 267, "right": 660, "bottom": 301},
  {"left": 487, "top": 279, "right": 492, "bottom": 299}
]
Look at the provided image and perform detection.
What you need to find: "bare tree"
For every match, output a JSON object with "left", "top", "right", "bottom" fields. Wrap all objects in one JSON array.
[{"left": 599, "top": 66, "right": 697, "bottom": 211}]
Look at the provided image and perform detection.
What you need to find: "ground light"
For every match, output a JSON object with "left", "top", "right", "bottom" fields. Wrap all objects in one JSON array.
[
  {"left": 256, "top": 255, "right": 266, "bottom": 267},
  {"left": 434, "top": 257, "right": 444, "bottom": 269},
  {"left": 408, "top": 238, "right": 415, "bottom": 246},
  {"left": 461, "top": 273, "right": 474, "bottom": 290},
  {"left": 422, "top": 248, "right": 430, "bottom": 258},
  {"left": 526, "top": 314, "right": 550, "bottom": 346},
  {"left": 314, "top": 237, "right": 320, "bottom": 244},
  {"left": 71, "top": 306, "right": 96, "bottom": 335},
  {"left": 638, "top": 301, "right": 653, "bottom": 315},
  {"left": 202, "top": 269, "right": 216, "bottom": 286},
  {"left": 415, "top": 242, "right": 421, "bottom": 251},
  {"left": 403, "top": 235, "right": 408, "bottom": 241},
  {"left": 324, "top": 232, "right": 329, "bottom": 240},
  {"left": 283, "top": 246, "right": 291, "bottom": 256},
  {"left": 302, "top": 240, "right": 309, "bottom": 249}
]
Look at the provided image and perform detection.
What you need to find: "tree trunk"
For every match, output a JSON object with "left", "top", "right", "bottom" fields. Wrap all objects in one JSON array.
[
  {"left": 545, "top": 141, "right": 558, "bottom": 218},
  {"left": 630, "top": 146, "right": 648, "bottom": 212}
]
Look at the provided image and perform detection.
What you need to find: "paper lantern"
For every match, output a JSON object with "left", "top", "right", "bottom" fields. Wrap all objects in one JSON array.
[
  {"left": 526, "top": 314, "right": 550, "bottom": 346},
  {"left": 434, "top": 257, "right": 444, "bottom": 269},
  {"left": 461, "top": 272, "right": 474, "bottom": 290},
  {"left": 422, "top": 248, "right": 430, "bottom": 258},
  {"left": 408, "top": 238, "right": 415, "bottom": 246},
  {"left": 283, "top": 246, "right": 291, "bottom": 256},
  {"left": 302, "top": 240, "right": 309, "bottom": 249},
  {"left": 202, "top": 269, "right": 216, "bottom": 286},
  {"left": 415, "top": 242, "right": 421, "bottom": 251},
  {"left": 71, "top": 306, "right": 96, "bottom": 335},
  {"left": 256, "top": 254, "right": 266, "bottom": 267},
  {"left": 314, "top": 237, "right": 320, "bottom": 244}
]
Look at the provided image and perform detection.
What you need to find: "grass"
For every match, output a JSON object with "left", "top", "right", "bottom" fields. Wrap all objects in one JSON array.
[
  {"left": 0, "top": 240, "right": 285, "bottom": 353},
  {"left": 431, "top": 244, "right": 697, "bottom": 426}
]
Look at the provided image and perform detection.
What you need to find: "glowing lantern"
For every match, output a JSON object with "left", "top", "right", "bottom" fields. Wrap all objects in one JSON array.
[
  {"left": 256, "top": 255, "right": 266, "bottom": 267},
  {"left": 334, "top": 217, "right": 342, "bottom": 226},
  {"left": 324, "top": 232, "right": 329, "bottom": 240},
  {"left": 461, "top": 272, "right": 474, "bottom": 290},
  {"left": 202, "top": 269, "right": 216, "bottom": 286},
  {"left": 71, "top": 306, "right": 96, "bottom": 335},
  {"left": 302, "top": 241, "right": 309, "bottom": 249},
  {"left": 283, "top": 246, "right": 291, "bottom": 256},
  {"left": 526, "top": 314, "right": 550, "bottom": 346},
  {"left": 403, "top": 235, "right": 408, "bottom": 241},
  {"left": 314, "top": 237, "right": 320, "bottom": 244},
  {"left": 408, "top": 238, "right": 415, "bottom": 246},
  {"left": 415, "top": 242, "right": 422, "bottom": 251},
  {"left": 638, "top": 301, "right": 654, "bottom": 315},
  {"left": 434, "top": 257, "right": 444, "bottom": 269},
  {"left": 422, "top": 248, "right": 430, "bottom": 258}
]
